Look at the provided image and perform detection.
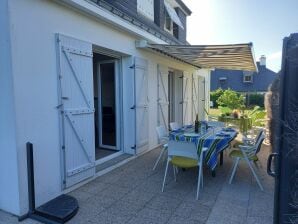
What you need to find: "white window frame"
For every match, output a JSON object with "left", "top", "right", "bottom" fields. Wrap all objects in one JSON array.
[
  {"left": 243, "top": 74, "right": 253, "bottom": 83},
  {"left": 164, "top": 10, "right": 174, "bottom": 34}
]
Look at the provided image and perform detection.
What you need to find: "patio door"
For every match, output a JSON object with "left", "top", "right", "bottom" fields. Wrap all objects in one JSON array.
[
  {"left": 56, "top": 34, "right": 95, "bottom": 188},
  {"left": 133, "top": 57, "right": 149, "bottom": 154},
  {"left": 157, "top": 64, "right": 169, "bottom": 130},
  {"left": 97, "top": 60, "right": 119, "bottom": 151}
]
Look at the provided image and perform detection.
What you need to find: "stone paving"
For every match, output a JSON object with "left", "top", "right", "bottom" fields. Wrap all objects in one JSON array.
[{"left": 0, "top": 141, "right": 274, "bottom": 224}]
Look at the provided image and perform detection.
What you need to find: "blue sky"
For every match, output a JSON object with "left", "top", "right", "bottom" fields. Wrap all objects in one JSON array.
[{"left": 183, "top": 0, "right": 298, "bottom": 72}]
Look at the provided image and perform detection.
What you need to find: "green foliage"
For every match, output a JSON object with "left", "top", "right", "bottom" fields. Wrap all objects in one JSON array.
[
  {"left": 218, "top": 106, "right": 232, "bottom": 115},
  {"left": 247, "top": 93, "right": 265, "bottom": 108},
  {"left": 210, "top": 88, "right": 224, "bottom": 108},
  {"left": 216, "top": 89, "right": 245, "bottom": 110},
  {"left": 251, "top": 110, "right": 267, "bottom": 127}
]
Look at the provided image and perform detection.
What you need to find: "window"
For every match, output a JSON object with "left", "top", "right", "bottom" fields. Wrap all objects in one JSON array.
[
  {"left": 137, "top": 0, "right": 154, "bottom": 21},
  {"left": 164, "top": 1, "right": 184, "bottom": 34},
  {"left": 219, "top": 77, "right": 227, "bottom": 82},
  {"left": 243, "top": 74, "right": 253, "bottom": 83},
  {"left": 173, "top": 23, "right": 179, "bottom": 39},
  {"left": 164, "top": 10, "right": 173, "bottom": 33}
]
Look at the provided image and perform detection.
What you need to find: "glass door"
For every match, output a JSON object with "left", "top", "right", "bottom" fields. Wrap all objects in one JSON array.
[{"left": 98, "top": 61, "right": 118, "bottom": 150}]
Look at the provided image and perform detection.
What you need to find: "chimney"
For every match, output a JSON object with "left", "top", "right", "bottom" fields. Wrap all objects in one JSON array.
[{"left": 260, "top": 55, "right": 266, "bottom": 67}]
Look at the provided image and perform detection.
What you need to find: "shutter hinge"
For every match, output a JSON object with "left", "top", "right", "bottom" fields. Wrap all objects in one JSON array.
[
  {"left": 62, "top": 145, "right": 65, "bottom": 150},
  {"left": 131, "top": 145, "right": 136, "bottom": 149},
  {"left": 130, "top": 105, "right": 136, "bottom": 110},
  {"left": 179, "top": 76, "right": 183, "bottom": 79},
  {"left": 129, "top": 64, "right": 135, "bottom": 69},
  {"left": 62, "top": 180, "right": 66, "bottom": 185},
  {"left": 56, "top": 103, "right": 63, "bottom": 109}
]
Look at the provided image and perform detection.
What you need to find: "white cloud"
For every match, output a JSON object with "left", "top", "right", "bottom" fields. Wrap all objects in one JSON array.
[
  {"left": 264, "top": 51, "right": 282, "bottom": 72},
  {"left": 267, "top": 51, "right": 282, "bottom": 60}
]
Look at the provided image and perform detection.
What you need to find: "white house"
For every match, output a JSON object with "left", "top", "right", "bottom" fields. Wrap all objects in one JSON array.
[{"left": 0, "top": 0, "right": 256, "bottom": 217}]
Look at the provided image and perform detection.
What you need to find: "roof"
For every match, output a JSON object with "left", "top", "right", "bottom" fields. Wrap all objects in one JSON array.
[
  {"left": 210, "top": 62, "right": 278, "bottom": 92},
  {"left": 176, "top": 0, "right": 192, "bottom": 15},
  {"left": 93, "top": 0, "right": 185, "bottom": 45},
  {"left": 137, "top": 42, "right": 257, "bottom": 71}
]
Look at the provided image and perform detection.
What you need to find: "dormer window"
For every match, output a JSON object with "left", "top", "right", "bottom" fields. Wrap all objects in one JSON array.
[
  {"left": 164, "top": 1, "right": 184, "bottom": 34},
  {"left": 243, "top": 72, "right": 253, "bottom": 83}
]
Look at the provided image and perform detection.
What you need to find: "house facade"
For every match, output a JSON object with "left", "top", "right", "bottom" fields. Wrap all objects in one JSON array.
[
  {"left": 0, "top": 0, "right": 211, "bottom": 216},
  {"left": 211, "top": 56, "right": 278, "bottom": 93}
]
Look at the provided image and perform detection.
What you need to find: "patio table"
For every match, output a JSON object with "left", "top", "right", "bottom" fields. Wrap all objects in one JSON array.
[{"left": 169, "top": 126, "right": 237, "bottom": 175}]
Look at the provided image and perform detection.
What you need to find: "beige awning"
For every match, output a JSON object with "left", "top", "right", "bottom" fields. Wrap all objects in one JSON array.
[{"left": 137, "top": 41, "right": 257, "bottom": 71}]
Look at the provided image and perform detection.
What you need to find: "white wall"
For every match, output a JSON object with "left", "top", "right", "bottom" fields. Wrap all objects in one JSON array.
[
  {"left": 0, "top": 0, "right": 21, "bottom": 215},
  {"left": 8, "top": 0, "right": 208, "bottom": 216}
]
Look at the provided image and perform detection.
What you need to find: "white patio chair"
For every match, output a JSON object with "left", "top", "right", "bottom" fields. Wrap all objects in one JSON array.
[
  {"left": 234, "top": 129, "right": 264, "bottom": 149},
  {"left": 169, "top": 122, "right": 181, "bottom": 131},
  {"left": 153, "top": 126, "right": 169, "bottom": 170},
  {"left": 162, "top": 140, "right": 208, "bottom": 199},
  {"left": 228, "top": 132, "right": 265, "bottom": 190}
]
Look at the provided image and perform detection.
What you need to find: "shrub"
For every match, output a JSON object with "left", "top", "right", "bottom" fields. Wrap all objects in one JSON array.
[
  {"left": 210, "top": 88, "right": 224, "bottom": 108},
  {"left": 247, "top": 93, "right": 265, "bottom": 108},
  {"left": 216, "top": 89, "right": 245, "bottom": 110}
]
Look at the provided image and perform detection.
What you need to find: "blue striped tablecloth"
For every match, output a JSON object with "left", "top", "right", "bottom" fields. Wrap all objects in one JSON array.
[{"left": 169, "top": 126, "right": 237, "bottom": 170}]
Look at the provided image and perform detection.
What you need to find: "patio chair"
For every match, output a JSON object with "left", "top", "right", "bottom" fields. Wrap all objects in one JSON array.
[
  {"left": 153, "top": 126, "right": 169, "bottom": 170},
  {"left": 162, "top": 140, "right": 208, "bottom": 199},
  {"left": 233, "top": 129, "right": 264, "bottom": 151},
  {"left": 228, "top": 132, "right": 265, "bottom": 190},
  {"left": 169, "top": 122, "right": 181, "bottom": 131}
]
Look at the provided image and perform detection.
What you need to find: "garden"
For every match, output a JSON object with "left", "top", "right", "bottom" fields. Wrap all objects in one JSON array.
[{"left": 209, "top": 88, "right": 267, "bottom": 133}]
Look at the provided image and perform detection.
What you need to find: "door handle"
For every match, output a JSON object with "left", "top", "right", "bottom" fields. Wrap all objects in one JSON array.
[{"left": 267, "top": 153, "right": 278, "bottom": 177}]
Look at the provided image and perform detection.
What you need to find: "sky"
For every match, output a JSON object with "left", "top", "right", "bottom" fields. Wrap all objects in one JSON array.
[{"left": 183, "top": 0, "right": 298, "bottom": 72}]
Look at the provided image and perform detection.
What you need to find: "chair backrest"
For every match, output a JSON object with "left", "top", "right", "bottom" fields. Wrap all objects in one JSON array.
[
  {"left": 156, "top": 126, "right": 168, "bottom": 139},
  {"left": 255, "top": 132, "right": 265, "bottom": 154},
  {"left": 254, "top": 129, "right": 264, "bottom": 143},
  {"left": 170, "top": 122, "right": 181, "bottom": 131},
  {"left": 207, "top": 121, "right": 225, "bottom": 128},
  {"left": 168, "top": 140, "right": 198, "bottom": 161}
]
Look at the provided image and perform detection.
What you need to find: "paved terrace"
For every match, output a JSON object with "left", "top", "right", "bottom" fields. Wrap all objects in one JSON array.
[{"left": 1, "top": 142, "right": 274, "bottom": 224}]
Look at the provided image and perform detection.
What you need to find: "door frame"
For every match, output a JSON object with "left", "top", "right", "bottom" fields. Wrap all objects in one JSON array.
[
  {"left": 97, "top": 60, "right": 121, "bottom": 151},
  {"left": 168, "top": 70, "right": 175, "bottom": 127}
]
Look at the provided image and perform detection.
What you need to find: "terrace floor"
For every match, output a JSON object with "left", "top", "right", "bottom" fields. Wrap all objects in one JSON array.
[{"left": 1, "top": 140, "right": 274, "bottom": 224}]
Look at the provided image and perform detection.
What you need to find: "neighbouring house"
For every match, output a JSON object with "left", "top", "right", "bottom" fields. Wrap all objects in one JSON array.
[
  {"left": 211, "top": 55, "right": 278, "bottom": 94},
  {"left": 0, "top": 0, "right": 256, "bottom": 218}
]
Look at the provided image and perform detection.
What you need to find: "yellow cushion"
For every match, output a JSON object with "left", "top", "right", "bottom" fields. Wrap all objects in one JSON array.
[
  {"left": 229, "top": 150, "right": 259, "bottom": 161},
  {"left": 171, "top": 156, "right": 198, "bottom": 168}
]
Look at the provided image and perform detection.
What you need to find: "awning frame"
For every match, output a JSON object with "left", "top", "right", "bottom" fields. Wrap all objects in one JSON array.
[{"left": 136, "top": 40, "right": 258, "bottom": 72}]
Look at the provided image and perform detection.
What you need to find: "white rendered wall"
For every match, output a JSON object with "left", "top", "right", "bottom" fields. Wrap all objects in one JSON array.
[
  {"left": 8, "top": 0, "right": 208, "bottom": 216},
  {"left": 0, "top": 0, "right": 21, "bottom": 215}
]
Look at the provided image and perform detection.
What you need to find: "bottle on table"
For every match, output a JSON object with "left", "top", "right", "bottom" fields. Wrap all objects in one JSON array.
[{"left": 194, "top": 114, "right": 200, "bottom": 133}]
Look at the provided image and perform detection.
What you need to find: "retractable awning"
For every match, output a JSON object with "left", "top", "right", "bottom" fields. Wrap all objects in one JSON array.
[{"left": 137, "top": 41, "right": 257, "bottom": 71}]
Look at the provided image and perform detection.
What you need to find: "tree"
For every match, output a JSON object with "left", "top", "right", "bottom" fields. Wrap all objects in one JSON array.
[{"left": 216, "top": 89, "right": 244, "bottom": 110}]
